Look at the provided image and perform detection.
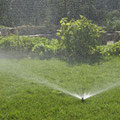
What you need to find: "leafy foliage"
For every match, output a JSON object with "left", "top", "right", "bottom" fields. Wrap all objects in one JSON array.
[
  {"left": 32, "top": 38, "right": 60, "bottom": 56},
  {"left": 95, "top": 41, "right": 120, "bottom": 56},
  {"left": 0, "top": 0, "right": 11, "bottom": 26},
  {"left": 106, "top": 10, "right": 120, "bottom": 31},
  {"left": 57, "top": 16, "right": 105, "bottom": 57},
  {"left": 1, "top": 0, "right": 120, "bottom": 27},
  {"left": 0, "top": 35, "right": 60, "bottom": 56},
  {"left": 0, "top": 35, "right": 34, "bottom": 51}
]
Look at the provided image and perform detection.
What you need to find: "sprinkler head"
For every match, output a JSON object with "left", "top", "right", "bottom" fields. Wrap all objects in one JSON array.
[{"left": 81, "top": 97, "right": 84, "bottom": 102}]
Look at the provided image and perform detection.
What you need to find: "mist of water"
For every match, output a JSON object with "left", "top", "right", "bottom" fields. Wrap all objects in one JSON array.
[
  {"left": 0, "top": 54, "right": 120, "bottom": 100},
  {"left": 16, "top": 72, "right": 120, "bottom": 100}
]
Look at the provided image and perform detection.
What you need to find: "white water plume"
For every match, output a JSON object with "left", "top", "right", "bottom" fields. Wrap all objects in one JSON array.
[
  {"left": 16, "top": 71, "right": 120, "bottom": 100},
  {"left": 9, "top": 67, "right": 120, "bottom": 100},
  {"left": 0, "top": 57, "right": 120, "bottom": 100},
  {"left": 89, "top": 80, "right": 120, "bottom": 98}
]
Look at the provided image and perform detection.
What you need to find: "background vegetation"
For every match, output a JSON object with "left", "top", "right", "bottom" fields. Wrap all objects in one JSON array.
[
  {"left": 0, "top": 0, "right": 120, "bottom": 31},
  {"left": 0, "top": 35, "right": 60, "bottom": 57},
  {"left": 0, "top": 15, "right": 106, "bottom": 59}
]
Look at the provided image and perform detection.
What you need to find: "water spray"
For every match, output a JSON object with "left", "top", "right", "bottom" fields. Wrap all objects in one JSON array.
[{"left": 1, "top": 58, "right": 120, "bottom": 102}]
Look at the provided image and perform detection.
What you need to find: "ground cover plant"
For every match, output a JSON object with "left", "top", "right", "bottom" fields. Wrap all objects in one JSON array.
[{"left": 0, "top": 55, "right": 120, "bottom": 120}]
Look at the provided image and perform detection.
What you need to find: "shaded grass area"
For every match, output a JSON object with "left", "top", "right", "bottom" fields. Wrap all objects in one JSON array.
[{"left": 0, "top": 56, "right": 120, "bottom": 119}]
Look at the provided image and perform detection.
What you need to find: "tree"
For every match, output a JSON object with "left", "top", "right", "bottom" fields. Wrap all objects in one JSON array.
[
  {"left": 0, "top": 0, "right": 11, "bottom": 26},
  {"left": 107, "top": 0, "right": 120, "bottom": 10},
  {"left": 0, "top": 0, "right": 50, "bottom": 26},
  {"left": 106, "top": 10, "right": 120, "bottom": 31},
  {"left": 50, "top": 0, "right": 105, "bottom": 25},
  {"left": 8, "top": 0, "right": 48, "bottom": 26}
]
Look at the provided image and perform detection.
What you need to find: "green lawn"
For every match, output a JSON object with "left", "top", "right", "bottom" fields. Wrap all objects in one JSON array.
[{"left": 0, "top": 56, "right": 120, "bottom": 120}]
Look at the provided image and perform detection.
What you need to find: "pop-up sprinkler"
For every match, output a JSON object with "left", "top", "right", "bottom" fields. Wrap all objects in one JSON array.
[{"left": 81, "top": 97, "right": 84, "bottom": 102}]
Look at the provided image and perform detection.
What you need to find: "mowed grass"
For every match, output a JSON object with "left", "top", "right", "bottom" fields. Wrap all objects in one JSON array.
[{"left": 0, "top": 56, "right": 120, "bottom": 120}]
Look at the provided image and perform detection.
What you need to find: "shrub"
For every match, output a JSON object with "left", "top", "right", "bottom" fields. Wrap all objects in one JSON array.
[
  {"left": 96, "top": 41, "right": 120, "bottom": 56},
  {"left": 57, "top": 15, "right": 105, "bottom": 57},
  {"left": 0, "top": 35, "right": 60, "bottom": 56},
  {"left": 0, "top": 35, "right": 34, "bottom": 52},
  {"left": 32, "top": 38, "right": 60, "bottom": 56}
]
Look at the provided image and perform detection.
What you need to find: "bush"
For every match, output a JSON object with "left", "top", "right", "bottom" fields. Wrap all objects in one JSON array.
[
  {"left": 96, "top": 41, "right": 120, "bottom": 56},
  {"left": 32, "top": 38, "right": 60, "bottom": 56},
  {"left": 0, "top": 35, "right": 60, "bottom": 56},
  {"left": 57, "top": 15, "right": 105, "bottom": 57},
  {"left": 0, "top": 35, "right": 34, "bottom": 52}
]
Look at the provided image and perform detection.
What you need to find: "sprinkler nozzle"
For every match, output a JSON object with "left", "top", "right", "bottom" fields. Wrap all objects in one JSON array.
[{"left": 81, "top": 97, "right": 84, "bottom": 102}]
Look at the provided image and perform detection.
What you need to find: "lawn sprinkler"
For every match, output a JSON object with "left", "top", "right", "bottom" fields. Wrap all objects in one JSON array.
[{"left": 81, "top": 97, "right": 84, "bottom": 102}]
